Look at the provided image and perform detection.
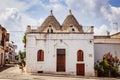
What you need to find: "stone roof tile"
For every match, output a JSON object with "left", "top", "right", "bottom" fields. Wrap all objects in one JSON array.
[
  {"left": 62, "top": 10, "right": 83, "bottom": 32},
  {"left": 39, "top": 10, "right": 61, "bottom": 31}
]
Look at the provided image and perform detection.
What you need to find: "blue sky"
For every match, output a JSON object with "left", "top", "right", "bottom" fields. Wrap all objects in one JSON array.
[
  {"left": 0, "top": 0, "right": 120, "bottom": 52},
  {"left": 109, "top": 0, "right": 120, "bottom": 7}
]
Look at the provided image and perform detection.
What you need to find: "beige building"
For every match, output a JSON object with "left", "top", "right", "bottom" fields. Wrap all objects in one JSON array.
[{"left": 0, "top": 25, "right": 9, "bottom": 66}]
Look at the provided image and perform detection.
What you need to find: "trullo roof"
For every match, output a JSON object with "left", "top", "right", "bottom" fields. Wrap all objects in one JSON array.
[
  {"left": 39, "top": 10, "right": 61, "bottom": 31},
  {"left": 62, "top": 10, "right": 83, "bottom": 32}
]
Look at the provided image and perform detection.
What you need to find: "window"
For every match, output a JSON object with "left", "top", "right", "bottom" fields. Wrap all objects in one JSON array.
[
  {"left": 69, "top": 25, "right": 75, "bottom": 32},
  {"left": 37, "top": 50, "right": 44, "bottom": 61},
  {"left": 72, "top": 28, "right": 75, "bottom": 31},
  {"left": 77, "top": 50, "right": 83, "bottom": 61},
  {"left": 47, "top": 25, "right": 53, "bottom": 33},
  {"left": 47, "top": 29, "right": 53, "bottom": 33}
]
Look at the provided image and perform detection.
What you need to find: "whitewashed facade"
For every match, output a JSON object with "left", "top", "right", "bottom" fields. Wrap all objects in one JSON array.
[
  {"left": 26, "top": 33, "right": 94, "bottom": 76},
  {"left": 26, "top": 11, "right": 94, "bottom": 76}
]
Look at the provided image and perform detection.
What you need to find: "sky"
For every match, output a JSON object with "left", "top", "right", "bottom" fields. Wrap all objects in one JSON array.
[{"left": 0, "top": 0, "right": 120, "bottom": 52}]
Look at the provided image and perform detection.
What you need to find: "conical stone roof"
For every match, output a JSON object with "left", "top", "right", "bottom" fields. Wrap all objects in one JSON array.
[
  {"left": 62, "top": 10, "right": 83, "bottom": 32},
  {"left": 39, "top": 10, "right": 61, "bottom": 31}
]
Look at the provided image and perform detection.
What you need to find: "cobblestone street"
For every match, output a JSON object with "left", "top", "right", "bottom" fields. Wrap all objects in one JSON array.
[{"left": 0, "top": 64, "right": 119, "bottom": 80}]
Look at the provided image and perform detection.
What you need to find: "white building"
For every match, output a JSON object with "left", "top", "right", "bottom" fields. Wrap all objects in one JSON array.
[
  {"left": 26, "top": 10, "right": 94, "bottom": 76},
  {"left": 94, "top": 32, "right": 120, "bottom": 62}
]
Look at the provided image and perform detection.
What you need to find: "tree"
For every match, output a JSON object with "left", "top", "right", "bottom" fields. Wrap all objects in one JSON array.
[
  {"left": 20, "top": 33, "right": 26, "bottom": 66},
  {"left": 95, "top": 52, "right": 120, "bottom": 77},
  {"left": 15, "top": 54, "right": 19, "bottom": 63},
  {"left": 22, "top": 34, "right": 26, "bottom": 48},
  {"left": 19, "top": 50, "right": 26, "bottom": 66}
]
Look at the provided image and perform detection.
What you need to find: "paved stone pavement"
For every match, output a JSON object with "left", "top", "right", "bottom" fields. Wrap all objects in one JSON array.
[
  {"left": 0, "top": 64, "right": 120, "bottom": 80},
  {"left": 0, "top": 64, "right": 12, "bottom": 72}
]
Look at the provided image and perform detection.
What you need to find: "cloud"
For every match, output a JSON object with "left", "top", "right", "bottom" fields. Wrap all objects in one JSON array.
[
  {"left": 94, "top": 24, "right": 108, "bottom": 35},
  {"left": 26, "top": 0, "right": 120, "bottom": 35},
  {"left": 38, "top": 18, "right": 44, "bottom": 25},
  {"left": 49, "top": 0, "right": 63, "bottom": 3},
  {"left": 101, "top": 6, "right": 120, "bottom": 32},
  {"left": 0, "top": 0, "right": 42, "bottom": 12},
  {"left": 0, "top": 7, "right": 37, "bottom": 52},
  {"left": 0, "top": 0, "right": 26, "bottom": 11},
  {"left": 0, "top": 0, "right": 120, "bottom": 52},
  {"left": 65, "top": 0, "right": 120, "bottom": 35},
  {"left": 0, "top": 8, "right": 22, "bottom": 31},
  {"left": 47, "top": 4, "right": 68, "bottom": 23},
  {"left": 0, "top": 8, "right": 37, "bottom": 30},
  {"left": 0, "top": 0, "right": 44, "bottom": 52}
]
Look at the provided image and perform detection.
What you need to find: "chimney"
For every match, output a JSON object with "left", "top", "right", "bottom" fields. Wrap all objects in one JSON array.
[
  {"left": 106, "top": 31, "right": 110, "bottom": 36},
  {"left": 26, "top": 25, "right": 31, "bottom": 33},
  {"left": 90, "top": 26, "right": 94, "bottom": 33}
]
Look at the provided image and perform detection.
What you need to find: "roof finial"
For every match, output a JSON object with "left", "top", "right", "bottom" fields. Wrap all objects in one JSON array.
[
  {"left": 50, "top": 10, "right": 53, "bottom": 15},
  {"left": 69, "top": 10, "right": 72, "bottom": 15}
]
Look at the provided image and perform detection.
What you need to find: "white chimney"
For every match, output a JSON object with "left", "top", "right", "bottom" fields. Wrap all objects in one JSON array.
[{"left": 26, "top": 25, "right": 31, "bottom": 32}]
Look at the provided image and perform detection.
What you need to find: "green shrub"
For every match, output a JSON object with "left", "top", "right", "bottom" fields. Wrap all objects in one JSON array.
[{"left": 94, "top": 52, "right": 120, "bottom": 77}]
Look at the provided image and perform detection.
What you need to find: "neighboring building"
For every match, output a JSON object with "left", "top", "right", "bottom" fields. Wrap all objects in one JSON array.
[
  {"left": 0, "top": 25, "right": 9, "bottom": 66},
  {"left": 26, "top": 10, "right": 94, "bottom": 76},
  {"left": 111, "top": 32, "right": 120, "bottom": 38},
  {"left": 5, "top": 41, "right": 17, "bottom": 63},
  {"left": 94, "top": 32, "right": 120, "bottom": 62}
]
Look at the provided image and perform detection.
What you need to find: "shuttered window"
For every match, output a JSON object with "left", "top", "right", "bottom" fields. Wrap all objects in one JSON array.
[
  {"left": 37, "top": 50, "right": 44, "bottom": 61},
  {"left": 77, "top": 50, "right": 83, "bottom": 61}
]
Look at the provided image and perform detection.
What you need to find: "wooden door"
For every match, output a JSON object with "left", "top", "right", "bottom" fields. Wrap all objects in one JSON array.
[
  {"left": 57, "top": 49, "right": 65, "bottom": 72},
  {"left": 76, "top": 64, "right": 85, "bottom": 76}
]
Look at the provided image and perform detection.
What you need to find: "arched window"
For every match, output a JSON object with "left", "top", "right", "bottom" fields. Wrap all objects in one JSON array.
[
  {"left": 77, "top": 50, "right": 83, "bottom": 61},
  {"left": 37, "top": 50, "right": 44, "bottom": 61},
  {"left": 47, "top": 25, "right": 53, "bottom": 33}
]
